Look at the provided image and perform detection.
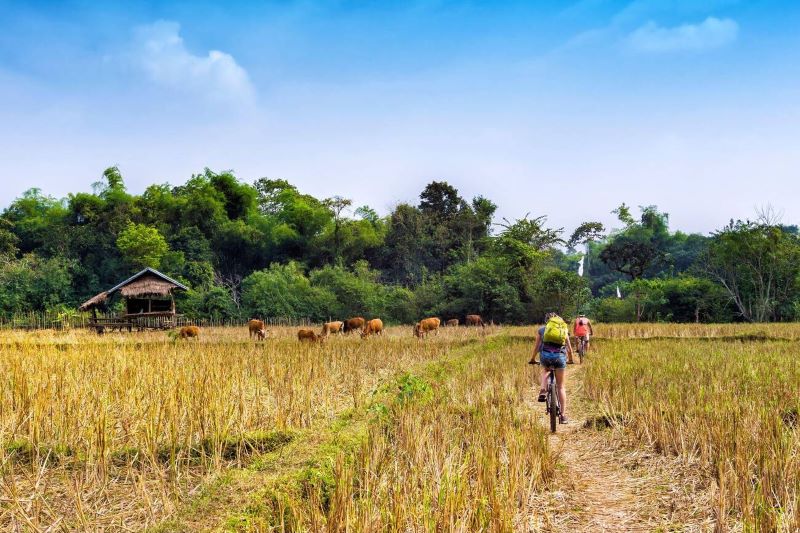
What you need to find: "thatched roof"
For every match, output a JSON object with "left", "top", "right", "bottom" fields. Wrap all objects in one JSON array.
[
  {"left": 79, "top": 291, "right": 108, "bottom": 311},
  {"left": 79, "top": 268, "right": 188, "bottom": 310},
  {"left": 119, "top": 275, "right": 178, "bottom": 298}
]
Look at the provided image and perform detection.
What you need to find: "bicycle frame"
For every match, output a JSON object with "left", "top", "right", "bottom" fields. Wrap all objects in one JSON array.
[
  {"left": 574, "top": 335, "right": 587, "bottom": 363},
  {"left": 532, "top": 361, "right": 562, "bottom": 432},
  {"left": 545, "top": 368, "right": 560, "bottom": 432}
]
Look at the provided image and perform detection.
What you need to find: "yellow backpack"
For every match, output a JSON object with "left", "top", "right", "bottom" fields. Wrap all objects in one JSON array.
[{"left": 543, "top": 315, "right": 568, "bottom": 346}]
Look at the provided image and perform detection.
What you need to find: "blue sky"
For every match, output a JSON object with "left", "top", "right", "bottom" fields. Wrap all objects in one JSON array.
[{"left": 1, "top": 0, "right": 799, "bottom": 234}]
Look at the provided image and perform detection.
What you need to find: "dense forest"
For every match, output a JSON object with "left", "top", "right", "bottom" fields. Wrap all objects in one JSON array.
[{"left": 1, "top": 167, "right": 798, "bottom": 323}]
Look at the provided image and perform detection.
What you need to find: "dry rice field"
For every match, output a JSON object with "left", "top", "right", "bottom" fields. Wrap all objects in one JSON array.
[{"left": 1, "top": 322, "right": 799, "bottom": 531}]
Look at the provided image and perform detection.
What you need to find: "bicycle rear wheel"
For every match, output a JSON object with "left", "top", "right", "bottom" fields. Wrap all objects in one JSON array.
[{"left": 548, "top": 380, "right": 558, "bottom": 433}]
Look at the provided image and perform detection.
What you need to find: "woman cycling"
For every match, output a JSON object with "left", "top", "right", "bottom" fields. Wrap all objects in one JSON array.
[{"left": 529, "top": 312, "right": 574, "bottom": 424}]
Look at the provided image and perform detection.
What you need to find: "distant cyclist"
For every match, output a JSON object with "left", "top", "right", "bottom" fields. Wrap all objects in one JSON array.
[
  {"left": 529, "top": 312, "right": 574, "bottom": 424},
  {"left": 573, "top": 313, "right": 594, "bottom": 354}
]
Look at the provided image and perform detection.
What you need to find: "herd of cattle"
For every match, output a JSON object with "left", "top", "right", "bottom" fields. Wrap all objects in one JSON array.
[{"left": 174, "top": 314, "right": 486, "bottom": 342}]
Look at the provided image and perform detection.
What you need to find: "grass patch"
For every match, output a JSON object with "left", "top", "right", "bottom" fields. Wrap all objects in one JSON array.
[{"left": 583, "top": 413, "right": 628, "bottom": 430}]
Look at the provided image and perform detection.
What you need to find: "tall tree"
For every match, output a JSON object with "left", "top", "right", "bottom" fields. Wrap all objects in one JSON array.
[
  {"left": 0, "top": 219, "right": 19, "bottom": 257},
  {"left": 599, "top": 237, "right": 663, "bottom": 280},
  {"left": 116, "top": 223, "right": 170, "bottom": 270},
  {"left": 322, "top": 195, "right": 353, "bottom": 266},
  {"left": 418, "top": 181, "right": 461, "bottom": 220},
  {"left": 705, "top": 221, "right": 800, "bottom": 322},
  {"left": 382, "top": 203, "right": 428, "bottom": 284}
]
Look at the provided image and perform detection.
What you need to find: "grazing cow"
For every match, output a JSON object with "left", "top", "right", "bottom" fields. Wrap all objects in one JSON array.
[
  {"left": 445, "top": 319, "right": 459, "bottom": 327},
  {"left": 465, "top": 314, "right": 485, "bottom": 328},
  {"left": 344, "top": 317, "right": 366, "bottom": 334},
  {"left": 361, "top": 318, "right": 384, "bottom": 338},
  {"left": 298, "top": 328, "right": 323, "bottom": 343},
  {"left": 248, "top": 319, "right": 268, "bottom": 340},
  {"left": 414, "top": 317, "right": 441, "bottom": 339},
  {"left": 321, "top": 320, "right": 344, "bottom": 336},
  {"left": 178, "top": 326, "right": 201, "bottom": 340}
]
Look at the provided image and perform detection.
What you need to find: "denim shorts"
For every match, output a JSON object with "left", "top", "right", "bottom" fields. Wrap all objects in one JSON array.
[{"left": 540, "top": 350, "right": 567, "bottom": 369}]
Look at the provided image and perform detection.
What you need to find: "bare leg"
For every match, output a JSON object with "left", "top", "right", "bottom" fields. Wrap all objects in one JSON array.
[
  {"left": 540, "top": 368, "right": 549, "bottom": 392},
  {"left": 554, "top": 368, "right": 567, "bottom": 416}
]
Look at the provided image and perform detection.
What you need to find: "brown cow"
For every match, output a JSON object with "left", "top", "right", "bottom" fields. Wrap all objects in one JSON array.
[
  {"left": 445, "top": 319, "right": 459, "bottom": 327},
  {"left": 465, "top": 314, "right": 485, "bottom": 328},
  {"left": 361, "top": 318, "right": 384, "bottom": 338},
  {"left": 344, "top": 317, "right": 366, "bottom": 334},
  {"left": 248, "top": 319, "right": 268, "bottom": 340},
  {"left": 178, "top": 326, "right": 201, "bottom": 340},
  {"left": 414, "top": 317, "right": 441, "bottom": 339},
  {"left": 321, "top": 320, "right": 343, "bottom": 336},
  {"left": 298, "top": 328, "right": 324, "bottom": 343}
]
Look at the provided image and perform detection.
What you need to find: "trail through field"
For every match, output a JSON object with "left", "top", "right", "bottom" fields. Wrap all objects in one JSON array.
[{"left": 526, "top": 364, "right": 716, "bottom": 532}]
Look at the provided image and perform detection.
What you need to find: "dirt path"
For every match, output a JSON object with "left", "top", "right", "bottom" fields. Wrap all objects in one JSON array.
[{"left": 525, "top": 365, "right": 717, "bottom": 532}]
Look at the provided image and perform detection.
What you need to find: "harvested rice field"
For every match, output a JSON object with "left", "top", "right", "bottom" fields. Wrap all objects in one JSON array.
[{"left": 2, "top": 323, "right": 799, "bottom": 531}]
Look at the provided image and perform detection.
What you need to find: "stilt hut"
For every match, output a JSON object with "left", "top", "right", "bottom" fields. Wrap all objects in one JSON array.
[{"left": 79, "top": 268, "right": 188, "bottom": 333}]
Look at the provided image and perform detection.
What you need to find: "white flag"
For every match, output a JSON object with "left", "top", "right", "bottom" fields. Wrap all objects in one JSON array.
[
  {"left": 616, "top": 285, "right": 622, "bottom": 299},
  {"left": 577, "top": 254, "right": 585, "bottom": 277}
]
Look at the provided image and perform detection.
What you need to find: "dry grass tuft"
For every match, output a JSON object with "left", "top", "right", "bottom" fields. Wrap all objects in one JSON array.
[
  {"left": 0, "top": 325, "right": 489, "bottom": 530},
  {"left": 584, "top": 334, "right": 800, "bottom": 531}
]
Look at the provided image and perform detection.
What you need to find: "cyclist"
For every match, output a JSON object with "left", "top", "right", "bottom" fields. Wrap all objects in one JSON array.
[
  {"left": 529, "top": 312, "right": 574, "bottom": 424},
  {"left": 573, "top": 313, "right": 594, "bottom": 354}
]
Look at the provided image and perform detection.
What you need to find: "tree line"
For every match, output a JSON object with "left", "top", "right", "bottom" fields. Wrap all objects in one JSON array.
[{"left": 1, "top": 167, "right": 798, "bottom": 323}]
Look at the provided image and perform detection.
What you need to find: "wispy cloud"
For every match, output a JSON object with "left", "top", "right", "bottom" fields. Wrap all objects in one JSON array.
[
  {"left": 628, "top": 17, "right": 738, "bottom": 52},
  {"left": 614, "top": 0, "right": 740, "bottom": 25},
  {"left": 132, "top": 20, "right": 255, "bottom": 106}
]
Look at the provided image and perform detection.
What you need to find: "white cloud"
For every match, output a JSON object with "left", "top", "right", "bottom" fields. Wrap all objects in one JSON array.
[
  {"left": 628, "top": 17, "right": 738, "bottom": 52},
  {"left": 614, "top": 0, "right": 740, "bottom": 25},
  {"left": 132, "top": 20, "right": 255, "bottom": 105}
]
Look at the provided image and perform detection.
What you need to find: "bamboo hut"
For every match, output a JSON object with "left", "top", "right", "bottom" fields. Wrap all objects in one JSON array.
[{"left": 79, "top": 268, "right": 188, "bottom": 333}]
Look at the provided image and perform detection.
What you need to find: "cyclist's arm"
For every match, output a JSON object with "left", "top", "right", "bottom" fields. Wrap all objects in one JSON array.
[
  {"left": 531, "top": 332, "right": 542, "bottom": 362},
  {"left": 588, "top": 320, "right": 594, "bottom": 335}
]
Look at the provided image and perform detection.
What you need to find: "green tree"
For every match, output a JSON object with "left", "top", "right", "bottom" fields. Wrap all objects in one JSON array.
[
  {"left": 116, "top": 223, "right": 169, "bottom": 270},
  {"left": 441, "top": 256, "right": 524, "bottom": 323},
  {"left": 208, "top": 169, "right": 257, "bottom": 220},
  {"left": 658, "top": 276, "right": 731, "bottom": 322},
  {"left": 599, "top": 236, "right": 664, "bottom": 280},
  {"left": 253, "top": 178, "right": 332, "bottom": 265},
  {"left": 705, "top": 221, "right": 800, "bottom": 322},
  {"left": 0, "top": 254, "right": 75, "bottom": 316},
  {"left": 591, "top": 297, "right": 636, "bottom": 322},
  {"left": 322, "top": 195, "right": 353, "bottom": 266},
  {"left": 596, "top": 205, "right": 674, "bottom": 284},
  {"left": 0, "top": 218, "right": 19, "bottom": 257},
  {"left": 180, "top": 285, "right": 240, "bottom": 320},
  {"left": 173, "top": 174, "right": 228, "bottom": 238},
  {"left": 567, "top": 221, "right": 605, "bottom": 250},
  {"left": 382, "top": 203, "right": 428, "bottom": 284},
  {"left": 611, "top": 202, "right": 635, "bottom": 227},
  {"left": 241, "top": 263, "right": 335, "bottom": 321},
  {"left": 531, "top": 269, "right": 591, "bottom": 319},
  {"left": 309, "top": 261, "right": 386, "bottom": 319},
  {"left": 419, "top": 181, "right": 461, "bottom": 220},
  {"left": 3, "top": 188, "right": 68, "bottom": 253}
]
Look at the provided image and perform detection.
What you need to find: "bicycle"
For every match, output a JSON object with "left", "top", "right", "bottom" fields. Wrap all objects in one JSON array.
[
  {"left": 531, "top": 361, "right": 561, "bottom": 433},
  {"left": 574, "top": 335, "right": 587, "bottom": 364}
]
